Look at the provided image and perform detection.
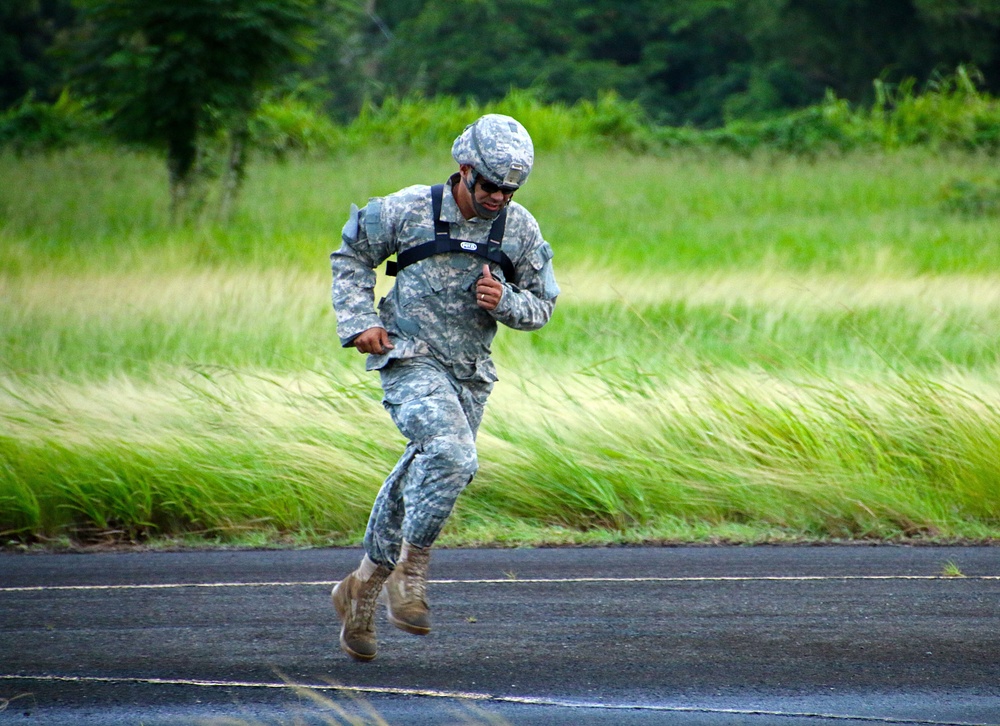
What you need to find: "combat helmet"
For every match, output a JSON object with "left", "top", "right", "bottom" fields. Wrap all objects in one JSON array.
[{"left": 452, "top": 114, "right": 534, "bottom": 191}]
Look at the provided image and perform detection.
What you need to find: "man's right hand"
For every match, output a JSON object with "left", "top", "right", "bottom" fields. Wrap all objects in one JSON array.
[{"left": 352, "top": 327, "right": 395, "bottom": 355}]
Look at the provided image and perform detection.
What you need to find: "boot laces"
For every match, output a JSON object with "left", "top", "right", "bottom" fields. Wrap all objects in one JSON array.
[
  {"left": 354, "top": 575, "right": 383, "bottom": 632},
  {"left": 403, "top": 552, "right": 429, "bottom": 603}
]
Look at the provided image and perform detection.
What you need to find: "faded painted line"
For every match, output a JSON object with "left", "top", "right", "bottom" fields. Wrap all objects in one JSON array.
[
  {"left": 1, "top": 575, "right": 999, "bottom": 593},
  {"left": 0, "top": 674, "right": 993, "bottom": 726}
]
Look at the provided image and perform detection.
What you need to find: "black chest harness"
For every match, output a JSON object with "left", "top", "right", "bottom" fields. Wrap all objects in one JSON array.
[{"left": 384, "top": 183, "right": 517, "bottom": 282}]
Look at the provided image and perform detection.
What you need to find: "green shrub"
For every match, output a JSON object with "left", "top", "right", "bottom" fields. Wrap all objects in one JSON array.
[
  {"left": 7, "top": 67, "right": 1000, "bottom": 159},
  {"left": 873, "top": 66, "right": 1000, "bottom": 153},
  {"left": 250, "top": 96, "right": 344, "bottom": 158},
  {"left": 650, "top": 67, "right": 1000, "bottom": 157},
  {"left": 939, "top": 177, "right": 1000, "bottom": 215},
  {"left": 341, "top": 89, "right": 654, "bottom": 152},
  {"left": 346, "top": 93, "right": 476, "bottom": 149},
  {"left": 709, "top": 93, "right": 876, "bottom": 156},
  {"left": 0, "top": 90, "right": 103, "bottom": 152}
]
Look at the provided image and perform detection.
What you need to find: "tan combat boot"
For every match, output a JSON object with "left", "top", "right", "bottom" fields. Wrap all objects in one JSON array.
[
  {"left": 331, "top": 555, "right": 392, "bottom": 661},
  {"left": 382, "top": 540, "right": 432, "bottom": 635}
]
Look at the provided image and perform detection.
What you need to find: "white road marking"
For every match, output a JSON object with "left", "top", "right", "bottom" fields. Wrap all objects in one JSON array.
[
  {"left": 1, "top": 574, "right": 998, "bottom": 593},
  {"left": 0, "top": 674, "right": 991, "bottom": 725}
]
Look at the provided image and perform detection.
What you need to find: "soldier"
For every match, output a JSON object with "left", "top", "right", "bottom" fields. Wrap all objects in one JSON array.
[{"left": 329, "top": 114, "right": 559, "bottom": 661}]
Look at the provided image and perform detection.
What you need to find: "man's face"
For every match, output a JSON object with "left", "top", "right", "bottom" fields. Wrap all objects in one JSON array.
[{"left": 462, "top": 167, "right": 514, "bottom": 220}]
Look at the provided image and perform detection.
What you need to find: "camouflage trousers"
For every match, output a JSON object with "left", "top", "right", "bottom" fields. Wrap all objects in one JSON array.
[{"left": 363, "top": 357, "right": 493, "bottom": 567}]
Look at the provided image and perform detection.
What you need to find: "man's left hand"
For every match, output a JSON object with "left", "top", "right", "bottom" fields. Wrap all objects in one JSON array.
[{"left": 476, "top": 264, "right": 503, "bottom": 311}]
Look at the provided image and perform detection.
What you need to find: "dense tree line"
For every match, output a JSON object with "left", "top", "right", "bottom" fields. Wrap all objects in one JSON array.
[
  {"left": 4, "top": 0, "right": 1000, "bottom": 127},
  {"left": 0, "top": 0, "right": 78, "bottom": 110},
  {"left": 353, "top": 0, "right": 1000, "bottom": 126}
]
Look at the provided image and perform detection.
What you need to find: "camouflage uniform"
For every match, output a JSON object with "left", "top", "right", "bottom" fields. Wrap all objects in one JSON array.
[{"left": 330, "top": 174, "right": 559, "bottom": 566}]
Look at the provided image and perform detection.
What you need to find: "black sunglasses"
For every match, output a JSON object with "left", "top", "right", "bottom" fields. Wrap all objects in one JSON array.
[{"left": 477, "top": 177, "right": 518, "bottom": 195}]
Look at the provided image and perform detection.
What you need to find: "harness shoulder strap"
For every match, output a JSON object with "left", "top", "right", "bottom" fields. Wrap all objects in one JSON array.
[{"left": 385, "top": 184, "right": 516, "bottom": 281}]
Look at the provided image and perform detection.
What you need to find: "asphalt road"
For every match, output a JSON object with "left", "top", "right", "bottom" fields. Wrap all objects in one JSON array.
[{"left": 1, "top": 545, "right": 998, "bottom": 725}]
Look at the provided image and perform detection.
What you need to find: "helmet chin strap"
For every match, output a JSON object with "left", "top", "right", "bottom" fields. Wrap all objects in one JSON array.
[
  {"left": 472, "top": 198, "right": 502, "bottom": 220},
  {"left": 464, "top": 171, "right": 477, "bottom": 194}
]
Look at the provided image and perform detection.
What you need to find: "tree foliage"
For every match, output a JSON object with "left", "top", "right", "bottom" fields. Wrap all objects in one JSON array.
[
  {"left": 0, "top": 0, "right": 77, "bottom": 110},
  {"left": 5, "top": 0, "right": 1000, "bottom": 147},
  {"left": 315, "top": 0, "right": 1000, "bottom": 127},
  {"left": 70, "top": 0, "right": 320, "bottom": 216}
]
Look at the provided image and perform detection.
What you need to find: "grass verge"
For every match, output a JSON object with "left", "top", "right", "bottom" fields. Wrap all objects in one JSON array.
[{"left": 2, "top": 147, "right": 999, "bottom": 548}]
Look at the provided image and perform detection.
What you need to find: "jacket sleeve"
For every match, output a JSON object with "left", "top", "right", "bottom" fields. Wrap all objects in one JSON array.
[
  {"left": 490, "top": 228, "right": 560, "bottom": 332},
  {"left": 329, "top": 199, "right": 394, "bottom": 347}
]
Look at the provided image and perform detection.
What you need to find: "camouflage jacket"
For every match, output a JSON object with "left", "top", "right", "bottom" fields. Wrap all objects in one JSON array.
[{"left": 330, "top": 175, "right": 559, "bottom": 382}]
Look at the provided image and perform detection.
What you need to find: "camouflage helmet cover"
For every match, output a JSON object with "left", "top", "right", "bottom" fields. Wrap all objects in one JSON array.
[{"left": 452, "top": 114, "right": 534, "bottom": 189}]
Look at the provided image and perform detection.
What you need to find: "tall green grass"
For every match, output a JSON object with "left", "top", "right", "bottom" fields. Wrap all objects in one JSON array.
[
  {"left": 3, "top": 146, "right": 1000, "bottom": 273},
  {"left": 4, "top": 268, "right": 999, "bottom": 379},
  {"left": 472, "top": 371, "right": 1000, "bottom": 540},
  {"left": 3, "top": 367, "right": 997, "bottom": 543},
  {"left": 1, "top": 147, "right": 999, "bottom": 546}
]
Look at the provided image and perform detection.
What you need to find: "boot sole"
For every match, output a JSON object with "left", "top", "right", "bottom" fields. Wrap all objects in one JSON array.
[
  {"left": 387, "top": 612, "right": 431, "bottom": 636},
  {"left": 340, "top": 631, "right": 377, "bottom": 661},
  {"left": 380, "top": 588, "right": 431, "bottom": 635}
]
